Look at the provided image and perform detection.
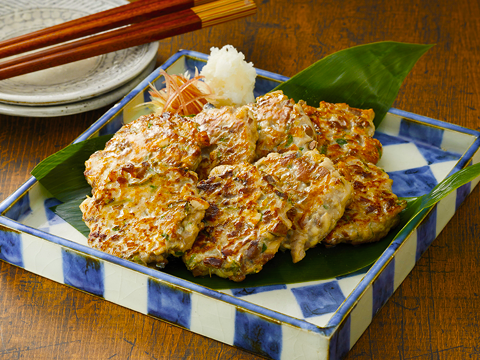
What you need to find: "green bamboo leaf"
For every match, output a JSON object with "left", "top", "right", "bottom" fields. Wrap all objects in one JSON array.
[
  {"left": 394, "top": 162, "right": 480, "bottom": 241},
  {"left": 31, "top": 135, "right": 113, "bottom": 202},
  {"left": 419, "top": 163, "right": 480, "bottom": 208},
  {"left": 274, "top": 41, "right": 434, "bottom": 126},
  {"left": 52, "top": 199, "right": 90, "bottom": 237},
  {"left": 161, "top": 234, "right": 396, "bottom": 289}
]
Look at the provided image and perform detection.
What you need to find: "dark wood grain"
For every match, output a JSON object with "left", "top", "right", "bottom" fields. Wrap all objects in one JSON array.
[{"left": 1, "top": 0, "right": 479, "bottom": 359}]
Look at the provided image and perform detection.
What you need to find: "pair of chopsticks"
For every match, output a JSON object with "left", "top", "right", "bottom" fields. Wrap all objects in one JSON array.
[{"left": 0, "top": 0, "right": 256, "bottom": 80}]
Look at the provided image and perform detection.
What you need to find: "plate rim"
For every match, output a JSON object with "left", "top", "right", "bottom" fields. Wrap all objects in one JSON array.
[
  {"left": 0, "top": 58, "right": 156, "bottom": 117},
  {"left": 0, "top": 0, "right": 159, "bottom": 106}
]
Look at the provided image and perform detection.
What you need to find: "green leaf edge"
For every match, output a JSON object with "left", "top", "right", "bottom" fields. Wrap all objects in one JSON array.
[
  {"left": 273, "top": 41, "right": 434, "bottom": 126},
  {"left": 31, "top": 134, "right": 113, "bottom": 203}
]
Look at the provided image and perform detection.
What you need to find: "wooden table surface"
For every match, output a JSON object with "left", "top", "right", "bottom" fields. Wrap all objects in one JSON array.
[{"left": 1, "top": 0, "right": 479, "bottom": 359}]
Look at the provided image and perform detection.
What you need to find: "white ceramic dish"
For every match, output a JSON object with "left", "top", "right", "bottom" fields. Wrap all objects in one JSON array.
[
  {"left": 0, "top": 58, "right": 156, "bottom": 117},
  {"left": 0, "top": 0, "right": 158, "bottom": 106},
  {"left": 1, "top": 50, "right": 479, "bottom": 360}
]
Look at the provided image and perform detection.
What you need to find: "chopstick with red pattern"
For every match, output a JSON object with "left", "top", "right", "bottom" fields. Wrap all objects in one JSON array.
[
  {"left": 0, "top": 0, "right": 216, "bottom": 60},
  {"left": 0, "top": 0, "right": 256, "bottom": 80}
]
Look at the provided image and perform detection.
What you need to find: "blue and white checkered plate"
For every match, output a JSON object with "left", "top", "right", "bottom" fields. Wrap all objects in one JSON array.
[{"left": 1, "top": 50, "right": 480, "bottom": 360}]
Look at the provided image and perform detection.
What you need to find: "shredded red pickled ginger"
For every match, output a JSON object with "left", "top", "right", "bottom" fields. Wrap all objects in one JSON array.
[{"left": 148, "top": 69, "right": 216, "bottom": 116}]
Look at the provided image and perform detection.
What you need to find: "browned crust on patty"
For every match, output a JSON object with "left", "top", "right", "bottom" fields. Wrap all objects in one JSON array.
[
  {"left": 301, "top": 101, "right": 382, "bottom": 165},
  {"left": 251, "top": 91, "right": 317, "bottom": 159},
  {"left": 255, "top": 150, "right": 353, "bottom": 262},
  {"left": 84, "top": 112, "right": 209, "bottom": 190},
  {"left": 81, "top": 164, "right": 209, "bottom": 267},
  {"left": 192, "top": 105, "right": 258, "bottom": 179},
  {"left": 183, "top": 163, "right": 292, "bottom": 281},
  {"left": 323, "top": 156, "right": 407, "bottom": 246}
]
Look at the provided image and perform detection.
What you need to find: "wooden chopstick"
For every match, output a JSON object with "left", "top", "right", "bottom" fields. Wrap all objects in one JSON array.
[
  {"left": 0, "top": 0, "right": 217, "bottom": 61},
  {"left": 0, "top": 0, "right": 256, "bottom": 81}
]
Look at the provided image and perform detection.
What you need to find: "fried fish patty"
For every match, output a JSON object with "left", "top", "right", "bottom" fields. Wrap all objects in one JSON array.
[
  {"left": 255, "top": 150, "right": 353, "bottom": 262},
  {"left": 301, "top": 101, "right": 382, "bottom": 164},
  {"left": 80, "top": 164, "right": 209, "bottom": 267},
  {"left": 84, "top": 112, "right": 209, "bottom": 190},
  {"left": 323, "top": 156, "right": 407, "bottom": 246},
  {"left": 183, "top": 163, "right": 293, "bottom": 282},
  {"left": 252, "top": 90, "right": 317, "bottom": 159},
  {"left": 192, "top": 105, "right": 258, "bottom": 179}
]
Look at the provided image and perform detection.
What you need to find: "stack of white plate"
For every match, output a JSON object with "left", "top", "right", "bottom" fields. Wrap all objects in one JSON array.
[{"left": 0, "top": 0, "right": 158, "bottom": 117}]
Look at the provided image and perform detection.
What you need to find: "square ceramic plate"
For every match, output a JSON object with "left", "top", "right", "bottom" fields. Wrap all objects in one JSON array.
[{"left": 1, "top": 50, "right": 480, "bottom": 360}]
